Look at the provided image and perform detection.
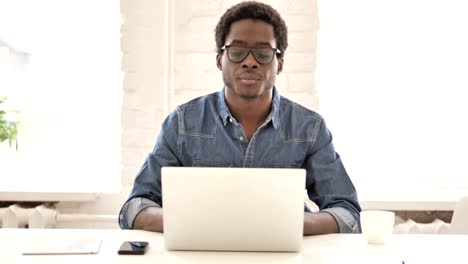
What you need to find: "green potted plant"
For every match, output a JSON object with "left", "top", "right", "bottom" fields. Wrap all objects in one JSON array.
[{"left": 0, "top": 97, "right": 19, "bottom": 150}]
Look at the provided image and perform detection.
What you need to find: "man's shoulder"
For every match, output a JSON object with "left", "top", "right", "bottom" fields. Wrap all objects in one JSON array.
[
  {"left": 160, "top": 92, "right": 219, "bottom": 133},
  {"left": 279, "top": 96, "right": 323, "bottom": 122},
  {"left": 175, "top": 91, "right": 219, "bottom": 113},
  {"left": 169, "top": 92, "right": 220, "bottom": 128}
]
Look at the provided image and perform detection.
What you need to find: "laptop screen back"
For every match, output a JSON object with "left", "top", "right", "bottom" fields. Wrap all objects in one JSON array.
[{"left": 162, "top": 167, "right": 306, "bottom": 252}]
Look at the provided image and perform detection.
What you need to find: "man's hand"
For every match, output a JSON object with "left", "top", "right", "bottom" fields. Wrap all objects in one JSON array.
[
  {"left": 303, "top": 212, "right": 339, "bottom": 235},
  {"left": 133, "top": 206, "right": 164, "bottom": 232}
]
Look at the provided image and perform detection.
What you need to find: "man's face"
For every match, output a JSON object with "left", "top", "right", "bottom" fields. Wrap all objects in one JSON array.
[{"left": 217, "top": 19, "right": 283, "bottom": 101}]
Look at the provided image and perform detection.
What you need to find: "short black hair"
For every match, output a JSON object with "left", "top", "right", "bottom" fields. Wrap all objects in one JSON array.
[{"left": 215, "top": 1, "right": 288, "bottom": 59}]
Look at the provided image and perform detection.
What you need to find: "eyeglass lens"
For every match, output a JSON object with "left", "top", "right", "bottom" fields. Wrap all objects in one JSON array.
[{"left": 227, "top": 46, "right": 275, "bottom": 64}]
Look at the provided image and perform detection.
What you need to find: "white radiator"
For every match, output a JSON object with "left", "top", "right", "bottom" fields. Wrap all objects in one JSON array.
[
  {"left": 0, "top": 204, "right": 118, "bottom": 229},
  {"left": 394, "top": 218, "right": 451, "bottom": 234}
]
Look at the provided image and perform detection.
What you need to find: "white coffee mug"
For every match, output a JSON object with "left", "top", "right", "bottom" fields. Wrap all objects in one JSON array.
[{"left": 360, "top": 210, "right": 395, "bottom": 245}]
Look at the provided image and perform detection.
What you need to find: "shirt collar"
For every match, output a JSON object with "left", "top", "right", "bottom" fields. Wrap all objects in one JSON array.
[
  {"left": 270, "top": 87, "right": 280, "bottom": 129},
  {"left": 217, "top": 88, "right": 230, "bottom": 126},
  {"left": 217, "top": 87, "right": 280, "bottom": 129}
]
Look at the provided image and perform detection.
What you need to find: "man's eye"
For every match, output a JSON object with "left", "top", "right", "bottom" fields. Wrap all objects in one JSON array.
[
  {"left": 256, "top": 50, "right": 272, "bottom": 59},
  {"left": 257, "top": 53, "right": 271, "bottom": 59},
  {"left": 230, "top": 51, "right": 243, "bottom": 57}
]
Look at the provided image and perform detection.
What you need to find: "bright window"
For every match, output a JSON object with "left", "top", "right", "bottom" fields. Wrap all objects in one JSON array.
[
  {"left": 0, "top": 0, "right": 121, "bottom": 192},
  {"left": 317, "top": 0, "right": 468, "bottom": 194}
]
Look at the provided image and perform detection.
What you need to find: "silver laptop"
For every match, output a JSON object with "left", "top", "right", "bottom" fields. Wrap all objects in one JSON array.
[{"left": 161, "top": 167, "right": 306, "bottom": 252}]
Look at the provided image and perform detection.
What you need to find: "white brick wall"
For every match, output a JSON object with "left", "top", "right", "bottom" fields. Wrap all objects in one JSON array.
[
  {"left": 120, "top": 0, "right": 166, "bottom": 190},
  {"left": 120, "top": 0, "right": 319, "bottom": 194}
]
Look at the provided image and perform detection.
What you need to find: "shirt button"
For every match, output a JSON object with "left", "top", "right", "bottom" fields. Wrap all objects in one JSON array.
[{"left": 239, "top": 136, "right": 244, "bottom": 141}]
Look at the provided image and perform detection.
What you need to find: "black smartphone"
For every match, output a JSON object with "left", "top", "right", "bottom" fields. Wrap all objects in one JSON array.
[{"left": 117, "top": 241, "right": 149, "bottom": 255}]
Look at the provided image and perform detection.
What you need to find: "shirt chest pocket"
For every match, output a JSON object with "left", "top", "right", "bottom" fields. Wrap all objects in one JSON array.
[
  {"left": 183, "top": 135, "right": 237, "bottom": 167},
  {"left": 258, "top": 142, "right": 309, "bottom": 168}
]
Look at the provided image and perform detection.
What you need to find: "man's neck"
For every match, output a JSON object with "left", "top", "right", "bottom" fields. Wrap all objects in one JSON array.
[{"left": 225, "top": 91, "right": 273, "bottom": 140}]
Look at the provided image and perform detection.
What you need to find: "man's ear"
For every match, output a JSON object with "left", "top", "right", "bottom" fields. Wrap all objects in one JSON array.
[
  {"left": 216, "top": 54, "right": 222, "bottom": 70},
  {"left": 277, "top": 58, "right": 284, "bottom": 75}
]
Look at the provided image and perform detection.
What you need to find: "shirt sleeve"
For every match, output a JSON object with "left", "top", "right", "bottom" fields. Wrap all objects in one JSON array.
[
  {"left": 119, "top": 110, "right": 181, "bottom": 230},
  {"left": 322, "top": 207, "right": 359, "bottom": 233},
  {"left": 305, "top": 117, "right": 362, "bottom": 233},
  {"left": 119, "top": 197, "right": 161, "bottom": 229}
]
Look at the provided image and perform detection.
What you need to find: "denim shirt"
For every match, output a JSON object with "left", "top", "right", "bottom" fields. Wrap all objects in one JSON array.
[{"left": 119, "top": 87, "right": 361, "bottom": 233}]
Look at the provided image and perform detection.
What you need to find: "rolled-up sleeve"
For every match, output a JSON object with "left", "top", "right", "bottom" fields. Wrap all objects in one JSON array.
[
  {"left": 119, "top": 197, "right": 161, "bottom": 229},
  {"left": 305, "top": 117, "right": 361, "bottom": 233},
  {"left": 322, "top": 207, "right": 359, "bottom": 233}
]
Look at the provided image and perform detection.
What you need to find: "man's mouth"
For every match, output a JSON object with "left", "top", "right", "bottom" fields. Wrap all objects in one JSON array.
[
  {"left": 239, "top": 79, "right": 259, "bottom": 85},
  {"left": 238, "top": 73, "right": 261, "bottom": 85}
]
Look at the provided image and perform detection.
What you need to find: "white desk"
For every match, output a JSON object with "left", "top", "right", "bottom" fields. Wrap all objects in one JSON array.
[{"left": 0, "top": 228, "right": 466, "bottom": 264}]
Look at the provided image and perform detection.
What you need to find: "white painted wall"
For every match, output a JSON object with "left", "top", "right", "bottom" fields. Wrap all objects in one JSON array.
[{"left": 54, "top": 0, "right": 319, "bottom": 224}]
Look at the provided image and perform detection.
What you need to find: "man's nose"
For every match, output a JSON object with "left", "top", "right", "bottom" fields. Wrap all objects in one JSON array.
[{"left": 241, "top": 52, "right": 259, "bottom": 68}]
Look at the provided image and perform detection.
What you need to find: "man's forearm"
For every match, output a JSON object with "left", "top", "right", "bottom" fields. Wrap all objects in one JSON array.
[
  {"left": 133, "top": 208, "right": 338, "bottom": 234},
  {"left": 133, "top": 206, "right": 164, "bottom": 232},
  {"left": 303, "top": 212, "right": 339, "bottom": 235}
]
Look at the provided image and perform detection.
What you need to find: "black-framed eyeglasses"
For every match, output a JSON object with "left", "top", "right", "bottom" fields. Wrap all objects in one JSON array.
[{"left": 221, "top": 45, "right": 281, "bottom": 64}]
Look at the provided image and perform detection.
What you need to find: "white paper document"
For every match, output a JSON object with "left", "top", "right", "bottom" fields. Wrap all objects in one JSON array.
[{"left": 22, "top": 238, "right": 102, "bottom": 255}]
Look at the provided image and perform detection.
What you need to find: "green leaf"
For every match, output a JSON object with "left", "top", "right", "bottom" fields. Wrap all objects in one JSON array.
[
  {"left": 0, "top": 97, "right": 20, "bottom": 150},
  {"left": 0, "top": 128, "right": 7, "bottom": 142}
]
